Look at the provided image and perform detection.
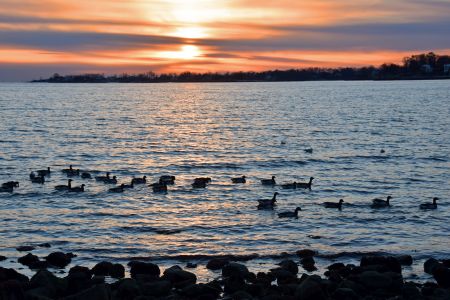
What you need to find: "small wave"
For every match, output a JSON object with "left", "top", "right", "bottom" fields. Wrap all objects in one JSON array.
[{"left": 120, "top": 226, "right": 184, "bottom": 235}]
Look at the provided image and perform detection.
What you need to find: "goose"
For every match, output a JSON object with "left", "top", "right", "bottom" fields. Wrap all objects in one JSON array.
[
  {"left": 192, "top": 180, "right": 207, "bottom": 188},
  {"left": 324, "top": 199, "right": 344, "bottom": 209},
  {"left": 371, "top": 196, "right": 392, "bottom": 208},
  {"left": 81, "top": 172, "right": 92, "bottom": 179},
  {"left": 0, "top": 186, "right": 13, "bottom": 193},
  {"left": 296, "top": 177, "right": 314, "bottom": 189},
  {"left": 37, "top": 167, "right": 51, "bottom": 177},
  {"left": 131, "top": 176, "right": 147, "bottom": 184},
  {"left": 281, "top": 182, "right": 297, "bottom": 189},
  {"left": 304, "top": 148, "right": 313, "bottom": 154},
  {"left": 261, "top": 176, "right": 276, "bottom": 186},
  {"left": 2, "top": 181, "right": 19, "bottom": 189},
  {"left": 257, "top": 192, "right": 279, "bottom": 209},
  {"left": 95, "top": 172, "right": 110, "bottom": 182},
  {"left": 109, "top": 184, "right": 124, "bottom": 193},
  {"left": 29, "top": 171, "right": 36, "bottom": 180},
  {"left": 122, "top": 182, "right": 134, "bottom": 189},
  {"left": 420, "top": 197, "right": 438, "bottom": 209},
  {"left": 66, "top": 168, "right": 80, "bottom": 177},
  {"left": 278, "top": 207, "right": 302, "bottom": 218},
  {"left": 160, "top": 175, "right": 175, "bottom": 185},
  {"left": 194, "top": 177, "right": 211, "bottom": 184},
  {"left": 62, "top": 165, "right": 74, "bottom": 174},
  {"left": 231, "top": 176, "right": 246, "bottom": 184},
  {"left": 104, "top": 176, "right": 118, "bottom": 184},
  {"left": 152, "top": 182, "right": 167, "bottom": 193},
  {"left": 69, "top": 184, "right": 85, "bottom": 192},
  {"left": 31, "top": 175, "right": 45, "bottom": 184},
  {"left": 55, "top": 179, "right": 72, "bottom": 191}
]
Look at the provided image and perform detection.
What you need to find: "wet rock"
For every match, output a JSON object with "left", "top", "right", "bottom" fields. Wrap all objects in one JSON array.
[
  {"left": 395, "top": 254, "right": 413, "bottom": 266},
  {"left": 424, "top": 258, "right": 441, "bottom": 274},
  {"left": 0, "top": 256, "right": 7, "bottom": 261},
  {"left": 269, "top": 268, "right": 297, "bottom": 285},
  {"left": 69, "top": 266, "right": 91, "bottom": 277},
  {"left": 46, "top": 252, "right": 72, "bottom": 268},
  {"left": 296, "top": 249, "right": 316, "bottom": 258},
  {"left": 442, "top": 259, "right": 450, "bottom": 268},
  {"left": 294, "top": 275, "right": 326, "bottom": 300},
  {"left": 18, "top": 253, "right": 40, "bottom": 267},
  {"left": 141, "top": 280, "right": 172, "bottom": 297},
  {"left": 0, "top": 280, "right": 26, "bottom": 300},
  {"left": 223, "top": 262, "right": 250, "bottom": 279},
  {"left": 278, "top": 260, "right": 298, "bottom": 275},
  {"left": 232, "top": 290, "right": 254, "bottom": 299},
  {"left": 114, "top": 278, "right": 141, "bottom": 300},
  {"left": 402, "top": 282, "right": 422, "bottom": 300},
  {"left": 0, "top": 267, "right": 29, "bottom": 283},
  {"left": 180, "top": 282, "right": 221, "bottom": 299},
  {"left": 92, "top": 275, "right": 105, "bottom": 284},
  {"left": 327, "top": 263, "right": 345, "bottom": 272},
  {"left": 224, "top": 276, "right": 247, "bottom": 294},
  {"left": 357, "top": 270, "right": 393, "bottom": 290},
  {"left": 38, "top": 243, "right": 51, "bottom": 248},
  {"left": 162, "top": 265, "right": 196, "bottom": 288},
  {"left": 91, "top": 261, "right": 114, "bottom": 276},
  {"left": 186, "top": 262, "right": 197, "bottom": 268},
  {"left": 206, "top": 258, "right": 230, "bottom": 270},
  {"left": 332, "top": 288, "right": 359, "bottom": 300},
  {"left": 67, "top": 268, "right": 93, "bottom": 295},
  {"left": 301, "top": 256, "right": 317, "bottom": 272},
  {"left": 16, "top": 245, "right": 35, "bottom": 252},
  {"left": 111, "top": 263, "right": 125, "bottom": 279},
  {"left": 128, "top": 261, "right": 160, "bottom": 279},
  {"left": 360, "top": 255, "right": 401, "bottom": 273},
  {"left": 433, "top": 265, "right": 450, "bottom": 288},
  {"left": 29, "top": 269, "right": 67, "bottom": 299},
  {"left": 62, "top": 283, "right": 110, "bottom": 300}
]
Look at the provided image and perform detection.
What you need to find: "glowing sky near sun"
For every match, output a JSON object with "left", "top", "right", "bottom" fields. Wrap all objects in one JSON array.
[{"left": 0, "top": 0, "right": 449, "bottom": 80}]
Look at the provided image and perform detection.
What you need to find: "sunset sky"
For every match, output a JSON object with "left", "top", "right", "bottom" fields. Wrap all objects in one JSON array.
[{"left": 0, "top": 0, "right": 449, "bottom": 81}]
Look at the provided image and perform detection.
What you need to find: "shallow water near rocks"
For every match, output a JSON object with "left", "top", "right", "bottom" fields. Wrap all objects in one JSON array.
[{"left": 0, "top": 80, "right": 449, "bottom": 281}]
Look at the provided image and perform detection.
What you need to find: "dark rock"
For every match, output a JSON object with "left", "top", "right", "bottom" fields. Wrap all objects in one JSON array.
[
  {"left": 222, "top": 262, "right": 250, "bottom": 279},
  {"left": 0, "top": 267, "right": 29, "bottom": 283},
  {"left": 62, "top": 283, "right": 110, "bottom": 300},
  {"left": 278, "top": 260, "right": 298, "bottom": 275},
  {"left": 66, "top": 268, "right": 93, "bottom": 295},
  {"left": 16, "top": 245, "right": 35, "bottom": 252},
  {"left": 92, "top": 275, "right": 105, "bottom": 284},
  {"left": 442, "top": 259, "right": 450, "bottom": 268},
  {"left": 332, "top": 288, "right": 359, "bottom": 300},
  {"left": 162, "top": 265, "right": 196, "bottom": 288},
  {"left": 18, "top": 253, "right": 40, "bottom": 267},
  {"left": 295, "top": 275, "right": 326, "bottom": 300},
  {"left": 338, "top": 280, "right": 366, "bottom": 297},
  {"left": 402, "top": 282, "right": 422, "bottom": 300},
  {"left": 29, "top": 269, "right": 67, "bottom": 299},
  {"left": 91, "top": 261, "right": 114, "bottom": 276},
  {"left": 141, "top": 280, "right": 172, "bottom": 297},
  {"left": 129, "top": 261, "right": 160, "bottom": 279},
  {"left": 301, "top": 256, "right": 317, "bottom": 272},
  {"left": 232, "top": 290, "right": 254, "bottom": 299},
  {"left": 206, "top": 258, "right": 230, "bottom": 270},
  {"left": 269, "top": 268, "right": 297, "bottom": 285},
  {"left": 296, "top": 249, "right": 316, "bottom": 258},
  {"left": 433, "top": 265, "right": 450, "bottom": 288},
  {"left": 69, "top": 266, "right": 91, "bottom": 277},
  {"left": 115, "top": 279, "right": 140, "bottom": 300},
  {"left": 0, "top": 280, "right": 26, "bottom": 300},
  {"left": 186, "top": 262, "right": 197, "bottom": 268},
  {"left": 0, "top": 255, "right": 7, "bottom": 261},
  {"left": 46, "top": 252, "right": 72, "bottom": 268},
  {"left": 246, "top": 283, "right": 266, "bottom": 298},
  {"left": 224, "top": 276, "right": 246, "bottom": 294},
  {"left": 424, "top": 258, "right": 441, "bottom": 274},
  {"left": 180, "top": 282, "right": 221, "bottom": 299},
  {"left": 357, "top": 270, "right": 393, "bottom": 290},
  {"left": 327, "top": 263, "right": 345, "bottom": 272},
  {"left": 360, "top": 255, "right": 401, "bottom": 273},
  {"left": 395, "top": 254, "right": 413, "bottom": 266},
  {"left": 38, "top": 243, "right": 51, "bottom": 248},
  {"left": 111, "top": 263, "right": 125, "bottom": 279}
]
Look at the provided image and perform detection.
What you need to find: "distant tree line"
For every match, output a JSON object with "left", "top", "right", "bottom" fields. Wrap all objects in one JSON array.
[{"left": 32, "top": 52, "right": 450, "bottom": 83}]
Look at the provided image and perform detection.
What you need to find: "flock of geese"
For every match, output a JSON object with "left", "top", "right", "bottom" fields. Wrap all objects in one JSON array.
[{"left": 0, "top": 166, "right": 440, "bottom": 218}]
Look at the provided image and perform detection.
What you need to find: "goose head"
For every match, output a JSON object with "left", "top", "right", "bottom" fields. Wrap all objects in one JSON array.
[
  {"left": 295, "top": 207, "right": 302, "bottom": 212},
  {"left": 433, "top": 197, "right": 439, "bottom": 204},
  {"left": 386, "top": 196, "right": 392, "bottom": 203},
  {"left": 339, "top": 199, "right": 344, "bottom": 204}
]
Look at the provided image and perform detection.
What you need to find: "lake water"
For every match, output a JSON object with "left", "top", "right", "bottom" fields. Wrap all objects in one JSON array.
[{"left": 0, "top": 80, "right": 449, "bottom": 281}]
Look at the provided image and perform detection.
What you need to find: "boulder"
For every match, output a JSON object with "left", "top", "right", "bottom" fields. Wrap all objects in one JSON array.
[
  {"left": 332, "top": 288, "right": 359, "bottom": 300},
  {"left": 0, "top": 267, "right": 29, "bottom": 283},
  {"left": 162, "top": 265, "right": 196, "bottom": 288},
  {"left": 66, "top": 268, "right": 93, "bottom": 295},
  {"left": 296, "top": 249, "right": 316, "bottom": 258},
  {"left": 141, "top": 280, "right": 172, "bottom": 297},
  {"left": 91, "top": 261, "right": 114, "bottom": 276},
  {"left": 402, "top": 282, "right": 422, "bottom": 300},
  {"left": 269, "top": 268, "right": 297, "bottom": 285},
  {"left": 0, "top": 280, "right": 26, "bottom": 300},
  {"left": 357, "top": 271, "right": 392, "bottom": 290},
  {"left": 180, "top": 282, "right": 221, "bottom": 299},
  {"left": 206, "top": 258, "right": 230, "bottom": 270},
  {"left": 111, "top": 263, "right": 125, "bottom": 279},
  {"left": 222, "top": 262, "right": 250, "bottom": 279},
  {"left": 46, "top": 252, "right": 72, "bottom": 268},
  {"left": 18, "top": 253, "right": 40, "bottom": 267},
  {"left": 232, "top": 290, "right": 254, "bottom": 299},
  {"left": 433, "top": 265, "right": 450, "bottom": 288},
  {"left": 16, "top": 245, "right": 35, "bottom": 252},
  {"left": 301, "top": 257, "right": 317, "bottom": 272},
  {"left": 278, "top": 260, "right": 298, "bottom": 275},
  {"left": 424, "top": 258, "right": 441, "bottom": 274},
  {"left": 360, "top": 256, "right": 401, "bottom": 273},
  {"left": 68, "top": 266, "right": 91, "bottom": 277},
  {"left": 294, "top": 276, "right": 326, "bottom": 300},
  {"left": 0, "top": 255, "right": 7, "bottom": 261},
  {"left": 114, "top": 279, "right": 140, "bottom": 300},
  {"left": 62, "top": 283, "right": 110, "bottom": 300},
  {"left": 128, "top": 261, "right": 160, "bottom": 279},
  {"left": 29, "top": 269, "right": 67, "bottom": 299},
  {"left": 395, "top": 255, "right": 413, "bottom": 266}
]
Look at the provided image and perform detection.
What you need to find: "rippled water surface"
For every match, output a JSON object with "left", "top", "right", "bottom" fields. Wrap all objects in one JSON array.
[{"left": 1, "top": 81, "right": 449, "bottom": 279}]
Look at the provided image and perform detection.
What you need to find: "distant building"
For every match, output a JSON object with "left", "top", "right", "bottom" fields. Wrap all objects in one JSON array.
[
  {"left": 420, "top": 64, "right": 433, "bottom": 73},
  {"left": 444, "top": 64, "right": 450, "bottom": 74}
]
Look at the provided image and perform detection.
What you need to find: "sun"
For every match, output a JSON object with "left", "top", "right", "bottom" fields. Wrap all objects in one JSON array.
[{"left": 159, "top": 45, "right": 201, "bottom": 60}]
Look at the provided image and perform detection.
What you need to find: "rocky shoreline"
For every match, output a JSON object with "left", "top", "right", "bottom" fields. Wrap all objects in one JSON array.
[{"left": 1, "top": 248, "right": 450, "bottom": 299}]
